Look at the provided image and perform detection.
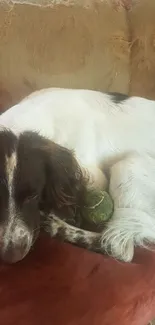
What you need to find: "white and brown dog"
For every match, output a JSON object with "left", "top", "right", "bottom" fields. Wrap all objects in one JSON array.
[{"left": 0, "top": 88, "right": 155, "bottom": 264}]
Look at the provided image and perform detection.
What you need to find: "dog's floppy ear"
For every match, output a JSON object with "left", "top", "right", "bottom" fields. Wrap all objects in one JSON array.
[
  {"left": 40, "top": 138, "right": 87, "bottom": 223},
  {"left": 17, "top": 131, "right": 86, "bottom": 224}
]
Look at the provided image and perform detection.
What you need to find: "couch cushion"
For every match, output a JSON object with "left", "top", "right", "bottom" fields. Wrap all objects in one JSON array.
[{"left": 0, "top": 234, "right": 155, "bottom": 325}]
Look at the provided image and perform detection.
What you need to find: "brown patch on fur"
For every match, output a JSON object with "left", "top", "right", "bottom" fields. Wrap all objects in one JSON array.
[{"left": 18, "top": 131, "right": 88, "bottom": 226}]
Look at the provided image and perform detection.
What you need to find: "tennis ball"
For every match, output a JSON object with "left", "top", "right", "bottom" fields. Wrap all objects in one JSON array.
[{"left": 84, "top": 190, "right": 113, "bottom": 225}]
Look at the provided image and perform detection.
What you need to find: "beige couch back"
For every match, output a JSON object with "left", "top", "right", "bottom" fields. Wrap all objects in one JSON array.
[{"left": 0, "top": 0, "right": 155, "bottom": 111}]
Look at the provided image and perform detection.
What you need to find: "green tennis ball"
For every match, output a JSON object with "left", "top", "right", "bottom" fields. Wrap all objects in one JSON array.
[{"left": 84, "top": 190, "right": 114, "bottom": 225}]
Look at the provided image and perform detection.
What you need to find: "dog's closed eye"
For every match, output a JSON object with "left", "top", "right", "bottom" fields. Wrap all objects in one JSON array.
[
  {"left": 16, "top": 189, "right": 39, "bottom": 204},
  {"left": 24, "top": 193, "right": 39, "bottom": 203}
]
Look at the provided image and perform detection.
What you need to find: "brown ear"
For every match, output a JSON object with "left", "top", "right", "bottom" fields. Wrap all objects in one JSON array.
[
  {"left": 18, "top": 131, "right": 87, "bottom": 225},
  {"left": 41, "top": 140, "right": 87, "bottom": 225}
]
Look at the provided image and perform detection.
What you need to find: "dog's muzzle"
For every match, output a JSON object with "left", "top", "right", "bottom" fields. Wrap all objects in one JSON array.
[{"left": 0, "top": 224, "right": 35, "bottom": 264}]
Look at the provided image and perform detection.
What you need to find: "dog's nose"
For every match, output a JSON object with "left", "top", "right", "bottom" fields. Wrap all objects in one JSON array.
[{"left": 1, "top": 234, "right": 30, "bottom": 264}]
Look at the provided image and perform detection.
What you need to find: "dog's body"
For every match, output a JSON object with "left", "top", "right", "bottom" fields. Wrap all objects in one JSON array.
[{"left": 1, "top": 88, "right": 155, "bottom": 263}]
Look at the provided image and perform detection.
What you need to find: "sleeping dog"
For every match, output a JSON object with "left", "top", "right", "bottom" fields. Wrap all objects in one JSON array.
[{"left": 0, "top": 88, "right": 155, "bottom": 263}]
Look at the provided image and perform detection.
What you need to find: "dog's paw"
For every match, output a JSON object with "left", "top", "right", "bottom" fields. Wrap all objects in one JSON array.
[{"left": 100, "top": 213, "right": 134, "bottom": 262}]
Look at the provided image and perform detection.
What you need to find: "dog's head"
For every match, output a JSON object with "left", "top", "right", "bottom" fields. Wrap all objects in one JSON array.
[{"left": 0, "top": 129, "right": 86, "bottom": 263}]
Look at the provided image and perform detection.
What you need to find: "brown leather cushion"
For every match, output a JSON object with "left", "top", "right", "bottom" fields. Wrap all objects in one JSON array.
[{"left": 0, "top": 234, "right": 155, "bottom": 325}]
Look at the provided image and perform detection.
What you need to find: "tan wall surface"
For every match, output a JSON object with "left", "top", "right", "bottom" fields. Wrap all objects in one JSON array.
[
  {"left": 129, "top": 0, "right": 155, "bottom": 99},
  {"left": 0, "top": 0, "right": 155, "bottom": 112},
  {"left": 0, "top": 1, "right": 130, "bottom": 110}
]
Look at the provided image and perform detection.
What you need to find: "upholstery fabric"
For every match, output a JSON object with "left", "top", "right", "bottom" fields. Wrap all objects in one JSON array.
[{"left": 0, "top": 235, "right": 155, "bottom": 325}]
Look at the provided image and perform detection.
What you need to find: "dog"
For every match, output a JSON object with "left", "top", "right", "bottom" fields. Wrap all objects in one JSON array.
[{"left": 1, "top": 87, "right": 155, "bottom": 263}]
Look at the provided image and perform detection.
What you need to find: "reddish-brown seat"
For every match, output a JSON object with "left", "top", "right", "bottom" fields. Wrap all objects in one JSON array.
[{"left": 0, "top": 233, "right": 155, "bottom": 325}]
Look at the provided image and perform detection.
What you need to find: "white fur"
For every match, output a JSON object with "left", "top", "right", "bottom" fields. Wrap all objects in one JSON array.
[
  {"left": 5, "top": 152, "right": 17, "bottom": 222},
  {"left": 1, "top": 88, "right": 155, "bottom": 261},
  {"left": 4, "top": 151, "right": 32, "bottom": 257}
]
